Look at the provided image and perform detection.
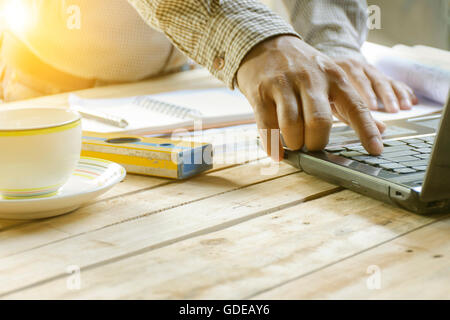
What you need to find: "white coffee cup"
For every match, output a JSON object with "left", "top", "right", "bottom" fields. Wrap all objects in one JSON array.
[{"left": 0, "top": 107, "right": 82, "bottom": 199}]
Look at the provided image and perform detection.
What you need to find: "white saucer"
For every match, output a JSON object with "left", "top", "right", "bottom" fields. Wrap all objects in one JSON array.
[{"left": 0, "top": 157, "right": 126, "bottom": 220}]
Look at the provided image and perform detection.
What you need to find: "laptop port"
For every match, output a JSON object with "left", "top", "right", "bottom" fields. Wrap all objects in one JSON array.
[{"left": 389, "top": 187, "right": 411, "bottom": 201}]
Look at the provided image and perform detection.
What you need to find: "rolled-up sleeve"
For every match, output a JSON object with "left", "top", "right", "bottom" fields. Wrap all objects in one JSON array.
[
  {"left": 127, "top": 0, "right": 300, "bottom": 88},
  {"left": 282, "top": 0, "right": 368, "bottom": 61}
]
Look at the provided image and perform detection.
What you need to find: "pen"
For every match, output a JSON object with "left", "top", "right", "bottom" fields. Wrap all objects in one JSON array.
[{"left": 71, "top": 106, "right": 129, "bottom": 128}]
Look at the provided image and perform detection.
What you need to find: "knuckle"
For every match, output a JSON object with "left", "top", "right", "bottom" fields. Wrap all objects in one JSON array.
[
  {"left": 346, "top": 100, "right": 370, "bottom": 118},
  {"left": 307, "top": 112, "right": 333, "bottom": 130},
  {"left": 267, "top": 73, "right": 292, "bottom": 89},
  {"left": 337, "top": 60, "right": 355, "bottom": 70},
  {"left": 296, "top": 69, "right": 315, "bottom": 86},
  {"left": 281, "top": 115, "right": 302, "bottom": 128},
  {"left": 331, "top": 69, "right": 352, "bottom": 87},
  {"left": 327, "top": 65, "right": 346, "bottom": 79},
  {"left": 354, "top": 71, "right": 369, "bottom": 83},
  {"left": 373, "top": 80, "right": 386, "bottom": 89},
  {"left": 247, "top": 93, "right": 263, "bottom": 111},
  {"left": 247, "top": 82, "right": 268, "bottom": 107},
  {"left": 392, "top": 81, "right": 407, "bottom": 92},
  {"left": 252, "top": 81, "right": 265, "bottom": 99}
]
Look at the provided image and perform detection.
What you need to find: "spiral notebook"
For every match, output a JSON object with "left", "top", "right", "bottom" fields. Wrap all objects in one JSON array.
[{"left": 68, "top": 88, "right": 255, "bottom": 134}]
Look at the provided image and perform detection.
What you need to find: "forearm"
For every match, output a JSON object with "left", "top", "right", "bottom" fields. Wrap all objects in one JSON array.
[
  {"left": 282, "top": 0, "right": 368, "bottom": 61},
  {"left": 127, "top": 0, "right": 299, "bottom": 88}
]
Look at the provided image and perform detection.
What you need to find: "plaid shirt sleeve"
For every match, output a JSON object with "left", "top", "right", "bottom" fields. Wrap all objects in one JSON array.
[
  {"left": 127, "top": 0, "right": 300, "bottom": 88},
  {"left": 282, "top": 0, "right": 368, "bottom": 62}
]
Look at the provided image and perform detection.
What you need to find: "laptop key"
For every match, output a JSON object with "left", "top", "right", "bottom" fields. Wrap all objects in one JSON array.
[
  {"left": 352, "top": 155, "right": 374, "bottom": 162},
  {"left": 409, "top": 143, "right": 430, "bottom": 149},
  {"left": 394, "top": 168, "right": 417, "bottom": 174},
  {"left": 412, "top": 166, "right": 427, "bottom": 171},
  {"left": 383, "top": 140, "right": 406, "bottom": 146},
  {"left": 415, "top": 148, "right": 432, "bottom": 153},
  {"left": 380, "top": 163, "right": 406, "bottom": 170},
  {"left": 339, "top": 151, "right": 363, "bottom": 157},
  {"left": 364, "top": 158, "right": 391, "bottom": 165},
  {"left": 402, "top": 138, "right": 424, "bottom": 144},
  {"left": 381, "top": 150, "right": 419, "bottom": 158},
  {"left": 400, "top": 160, "right": 429, "bottom": 167},
  {"left": 416, "top": 154, "right": 430, "bottom": 159},
  {"left": 383, "top": 155, "right": 419, "bottom": 162},
  {"left": 346, "top": 146, "right": 366, "bottom": 152},
  {"left": 382, "top": 146, "right": 411, "bottom": 153}
]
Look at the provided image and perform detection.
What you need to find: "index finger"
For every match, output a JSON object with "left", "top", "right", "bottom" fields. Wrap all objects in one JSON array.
[{"left": 334, "top": 84, "right": 384, "bottom": 155}]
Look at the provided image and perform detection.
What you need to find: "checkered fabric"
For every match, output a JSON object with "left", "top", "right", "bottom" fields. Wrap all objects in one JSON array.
[{"left": 127, "top": 0, "right": 301, "bottom": 88}]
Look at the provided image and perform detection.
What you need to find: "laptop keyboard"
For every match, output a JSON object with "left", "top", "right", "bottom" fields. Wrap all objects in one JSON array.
[{"left": 325, "top": 136, "right": 435, "bottom": 174}]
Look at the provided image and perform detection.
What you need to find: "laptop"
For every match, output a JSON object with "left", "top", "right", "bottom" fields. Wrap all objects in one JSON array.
[{"left": 283, "top": 95, "right": 450, "bottom": 214}]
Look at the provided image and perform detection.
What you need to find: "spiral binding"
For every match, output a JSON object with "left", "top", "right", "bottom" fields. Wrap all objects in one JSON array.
[{"left": 133, "top": 96, "right": 203, "bottom": 120}]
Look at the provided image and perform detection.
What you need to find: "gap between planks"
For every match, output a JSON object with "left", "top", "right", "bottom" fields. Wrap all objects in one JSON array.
[
  {"left": 0, "top": 168, "right": 338, "bottom": 297},
  {"left": 0, "top": 146, "right": 265, "bottom": 235},
  {"left": 3, "top": 190, "right": 444, "bottom": 299},
  {"left": 251, "top": 216, "right": 449, "bottom": 299},
  {"left": 0, "top": 157, "right": 296, "bottom": 260}
]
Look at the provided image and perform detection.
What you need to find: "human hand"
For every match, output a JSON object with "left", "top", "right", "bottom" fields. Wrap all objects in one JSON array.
[
  {"left": 334, "top": 58, "right": 418, "bottom": 113},
  {"left": 236, "top": 35, "right": 385, "bottom": 161}
]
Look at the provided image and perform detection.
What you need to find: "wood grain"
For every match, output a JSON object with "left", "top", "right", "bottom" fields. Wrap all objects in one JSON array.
[
  {"left": 253, "top": 217, "right": 449, "bottom": 299},
  {"left": 2, "top": 68, "right": 448, "bottom": 300},
  {"left": 0, "top": 166, "right": 338, "bottom": 296},
  {"left": 0, "top": 159, "right": 297, "bottom": 259},
  {"left": 4, "top": 191, "right": 444, "bottom": 299}
]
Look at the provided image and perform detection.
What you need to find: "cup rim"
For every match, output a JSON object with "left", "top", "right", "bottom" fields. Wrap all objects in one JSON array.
[{"left": 0, "top": 107, "right": 81, "bottom": 133}]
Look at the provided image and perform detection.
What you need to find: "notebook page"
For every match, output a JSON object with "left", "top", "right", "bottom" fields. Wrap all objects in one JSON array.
[
  {"left": 361, "top": 42, "right": 450, "bottom": 104},
  {"left": 149, "top": 88, "right": 255, "bottom": 125},
  {"left": 376, "top": 56, "right": 450, "bottom": 104},
  {"left": 69, "top": 94, "right": 192, "bottom": 134},
  {"left": 150, "top": 87, "right": 442, "bottom": 124},
  {"left": 367, "top": 99, "right": 442, "bottom": 122}
]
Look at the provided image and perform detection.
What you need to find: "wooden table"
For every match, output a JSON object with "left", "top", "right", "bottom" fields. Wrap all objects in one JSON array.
[{"left": 1, "top": 69, "right": 448, "bottom": 299}]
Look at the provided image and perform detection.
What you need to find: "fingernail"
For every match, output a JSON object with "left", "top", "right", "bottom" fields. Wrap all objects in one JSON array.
[
  {"left": 391, "top": 101, "right": 400, "bottom": 112},
  {"left": 401, "top": 99, "right": 411, "bottom": 109},
  {"left": 371, "top": 99, "right": 378, "bottom": 110},
  {"left": 369, "top": 136, "right": 383, "bottom": 155}
]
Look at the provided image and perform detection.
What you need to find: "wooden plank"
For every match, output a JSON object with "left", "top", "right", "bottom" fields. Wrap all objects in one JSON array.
[
  {"left": 97, "top": 174, "right": 167, "bottom": 200},
  {"left": 0, "top": 160, "right": 241, "bottom": 232},
  {"left": 253, "top": 218, "right": 450, "bottom": 299},
  {"left": 0, "top": 168, "right": 337, "bottom": 297},
  {"left": 0, "top": 173, "right": 170, "bottom": 232},
  {"left": 0, "top": 159, "right": 298, "bottom": 259},
  {"left": 3, "top": 190, "right": 443, "bottom": 299}
]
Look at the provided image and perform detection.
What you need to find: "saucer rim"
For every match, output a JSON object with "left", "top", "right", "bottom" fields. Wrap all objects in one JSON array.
[{"left": 0, "top": 156, "right": 126, "bottom": 203}]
